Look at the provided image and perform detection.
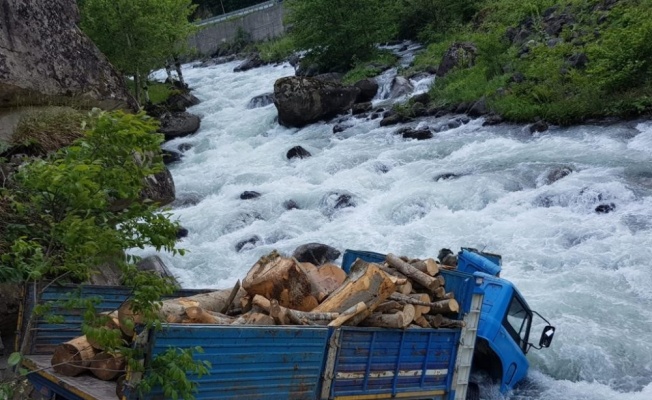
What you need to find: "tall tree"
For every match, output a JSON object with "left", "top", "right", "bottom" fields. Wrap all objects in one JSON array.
[
  {"left": 286, "top": 0, "right": 397, "bottom": 72},
  {"left": 79, "top": 0, "right": 196, "bottom": 104}
]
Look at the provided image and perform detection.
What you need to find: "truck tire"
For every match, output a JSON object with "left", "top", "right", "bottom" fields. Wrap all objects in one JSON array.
[{"left": 466, "top": 382, "right": 480, "bottom": 400}]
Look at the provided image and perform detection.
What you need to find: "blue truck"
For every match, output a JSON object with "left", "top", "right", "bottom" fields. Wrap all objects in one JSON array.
[{"left": 17, "top": 248, "right": 555, "bottom": 400}]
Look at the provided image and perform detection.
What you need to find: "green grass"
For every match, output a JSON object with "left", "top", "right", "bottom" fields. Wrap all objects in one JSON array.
[
  {"left": 342, "top": 50, "right": 399, "bottom": 84},
  {"left": 125, "top": 80, "right": 175, "bottom": 105},
  {"left": 400, "top": 0, "right": 652, "bottom": 123},
  {"left": 257, "top": 36, "right": 297, "bottom": 63},
  {"left": 11, "top": 107, "right": 86, "bottom": 154}
]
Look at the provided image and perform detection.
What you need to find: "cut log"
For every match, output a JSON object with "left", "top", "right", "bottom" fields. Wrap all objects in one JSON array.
[
  {"left": 424, "top": 314, "right": 466, "bottom": 329},
  {"left": 360, "top": 304, "right": 415, "bottom": 329},
  {"left": 413, "top": 315, "right": 432, "bottom": 328},
  {"left": 184, "top": 307, "right": 235, "bottom": 324},
  {"left": 269, "top": 299, "right": 339, "bottom": 325},
  {"left": 89, "top": 351, "right": 125, "bottom": 381},
  {"left": 315, "top": 259, "right": 396, "bottom": 315},
  {"left": 231, "top": 312, "right": 276, "bottom": 325},
  {"left": 305, "top": 263, "right": 347, "bottom": 301},
  {"left": 375, "top": 301, "right": 403, "bottom": 314},
  {"left": 327, "top": 302, "right": 368, "bottom": 327},
  {"left": 51, "top": 336, "right": 98, "bottom": 376},
  {"left": 243, "top": 251, "right": 318, "bottom": 311},
  {"left": 396, "top": 280, "right": 412, "bottom": 295},
  {"left": 118, "top": 288, "right": 245, "bottom": 336},
  {"left": 386, "top": 254, "right": 441, "bottom": 291},
  {"left": 389, "top": 293, "right": 459, "bottom": 315},
  {"left": 409, "top": 293, "right": 431, "bottom": 319},
  {"left": 432, "top": 287, "right": 446, "bottom": 299},
  {"left": 428, "top": 298, "right": 459, "bottom": 314},
  {"left": 410, "top": 258, "right": 440, "bottom": 276}
]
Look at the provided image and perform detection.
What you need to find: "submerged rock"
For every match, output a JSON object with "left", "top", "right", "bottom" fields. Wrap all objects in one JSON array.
[
  {"left": 396, "top": 127, "right": 433, "bottom": 140},
  {"left": 545, "top": 167, "right": 573, "bottom": 184},
  {"left": 235, "top": 235, "right": 262, "bottom": 252},
  {"left": 247, "top": 93, "right": 275, "bottom": 109},
  {"left": 388, "top": 76, "right": 414, "bottom": 99},
  {"left": 287, "top": 146, "right": 311, "bottom": 160},
  {"left": 240, "top": 191, "right": 261, "bottom": 200},
  {"left": 162, "top": 149, "right": 182, "bottom": 165},
  {"left": 595, "top": 203, "right": 616, "bottom": 214},
  {"left": 233, "top": 54, "right": 265, "bottom": 72}
]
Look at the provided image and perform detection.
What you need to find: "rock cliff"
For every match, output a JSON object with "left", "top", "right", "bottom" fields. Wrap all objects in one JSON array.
[{"left": 0, "top": 0, "right": 135, "bottom": 110}]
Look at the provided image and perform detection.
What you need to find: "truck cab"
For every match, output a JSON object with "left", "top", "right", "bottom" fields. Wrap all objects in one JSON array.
[{"left": 455, "top": 249, "right": 554, "bottom": 393}]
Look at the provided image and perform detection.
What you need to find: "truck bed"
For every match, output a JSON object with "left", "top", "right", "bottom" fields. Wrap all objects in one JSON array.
[{"left": 18, "top": 253, "right": 482, "bottom": 400}]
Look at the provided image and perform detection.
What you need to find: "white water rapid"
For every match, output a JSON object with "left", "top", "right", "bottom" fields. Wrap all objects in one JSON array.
[{"left": 144, "top": 59, "right": 652, "bottom": 400}]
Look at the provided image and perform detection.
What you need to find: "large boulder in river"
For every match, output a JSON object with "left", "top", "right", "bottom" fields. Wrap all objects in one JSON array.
[
  {"left": 292, "top": 243, "right": 341, "bottom": 266},
  {"left": 159, "top": 112, "right": 201, "bottom": 140},
  {"left": 354, "top": 78, "right": 379, "bottom": 103},
  {"left": 0, "top": 0, "right": 135, "bottom": 110},
  {"left": 273, "top": 76, "right": 360, "bottom": 128},
  {"left": 387, "top": 76, "right": 414, "bottom": 99},
  {"left": 141, "top": 167, "right": 176, "bottom": 207}
]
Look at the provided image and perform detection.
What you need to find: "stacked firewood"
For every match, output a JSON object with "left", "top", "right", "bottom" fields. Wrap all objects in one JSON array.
[{"left": 49, "top": 249, "right": 464, "bottom": 389}]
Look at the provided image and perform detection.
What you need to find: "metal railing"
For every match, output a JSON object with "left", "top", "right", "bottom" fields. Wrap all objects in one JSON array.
[{"left": 195, "top": 0, "right": 279, "bottom": 27}]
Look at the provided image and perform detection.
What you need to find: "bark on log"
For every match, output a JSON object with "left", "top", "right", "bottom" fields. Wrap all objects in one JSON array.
[
  {"left": 231, "top": 312, "right": 276, "bottom": 325},
  {"left": 424, "top": 314, "right": 466, "bottom": 329},
  {"left": 413, "top": 315, "right": 432, "bottom": 328},
  {"left": 386, "top": 254, "right": 441, "bottom": 291},
  {"left": 269, "top": 299, "right": 339, "bottom": 325},
  {"left": 51, "top": 336, "right": 98, "bottom": 376},
  {"left": 314, "top": 259, "right": 396, "bottom": 315},
  {"left": 389, "top": 292, "right": 458, "bottom": 314},
  {"left": 428, "top": 298, "right": 459, "bottom": 314},
  {"left": 89, "top": 351, "right": 125, "bottom": 381},
  {"left": 360, "top": 304, "right": 415, "bottom": 329},
  {"left": 375, "top": 301, "right": 403, "bottom": 314},
  {"left": 432, "top": 287, "right": 446, "bottom": 299},
  {"left": 119, "top": 288, "right": 245, "bottom": 335},
  {"left": 327, "top": 302, "right": 368, "bottom": 327},
  {"left": 220, "top": 280, "right": 241, "bottom": 314},
  {"left": 243, "top": 251, "right": 318, "bottom": 311},
  {"left": 184, "top": 307, "right": 235, "bottom": 324}
]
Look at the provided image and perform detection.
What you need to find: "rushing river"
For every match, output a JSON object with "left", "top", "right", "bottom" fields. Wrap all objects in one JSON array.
[{"left": 145, "top": 58, "right": 652, "bottom": 399}]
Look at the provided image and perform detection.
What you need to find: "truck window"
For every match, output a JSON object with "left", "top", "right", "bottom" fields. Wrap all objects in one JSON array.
[{"left": 503, "top": 295, "right": 532, "bottom": 353}]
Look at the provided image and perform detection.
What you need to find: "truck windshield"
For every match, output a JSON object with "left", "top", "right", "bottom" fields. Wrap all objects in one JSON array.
[{"left": 504, "top": 295, "right": 532, "bottom": 353}]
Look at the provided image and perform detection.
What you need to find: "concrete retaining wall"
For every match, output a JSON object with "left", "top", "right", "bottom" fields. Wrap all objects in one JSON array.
[{"left": 189, "top": 2, "right": 285, "bottom": 56}]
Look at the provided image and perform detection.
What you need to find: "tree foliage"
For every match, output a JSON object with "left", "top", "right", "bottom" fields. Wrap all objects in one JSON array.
[
  {"left": 286, "top": 0, "right": 397, "bottom": 72},
  {"left": 1, "top": 110, "right": 180, "bottom": 284},
  {"left": 79, "top": 0, "right": 197, "bottom": 103},
  {"left": 0, "top": 110, "right": 210, "bottom": 398}
]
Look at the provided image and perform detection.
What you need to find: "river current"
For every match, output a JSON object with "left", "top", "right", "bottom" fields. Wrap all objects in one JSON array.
[{"left": 145, "top": 59, "right": 652, "bottom": 400}]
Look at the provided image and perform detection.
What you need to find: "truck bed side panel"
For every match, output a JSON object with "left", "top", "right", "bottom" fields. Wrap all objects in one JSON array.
[
  {"left": 144, "top": 325, "right": 330, "bottom": 400},
  {"left": 330, "top": 327, "right": 458, "bottom": 399},
  {"left": 19, "top": 284, "right": 209, "bottom": 355}
]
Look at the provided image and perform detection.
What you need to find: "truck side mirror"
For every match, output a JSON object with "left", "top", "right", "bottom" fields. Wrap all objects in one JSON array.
[{"left": 539, "top": 325, "right": 555, "bottom": 348}]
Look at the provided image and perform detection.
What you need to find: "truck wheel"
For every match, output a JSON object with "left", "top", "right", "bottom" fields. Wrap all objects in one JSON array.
[{"left": 466, "top": 382, "right": 480, "bottom": 400}]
